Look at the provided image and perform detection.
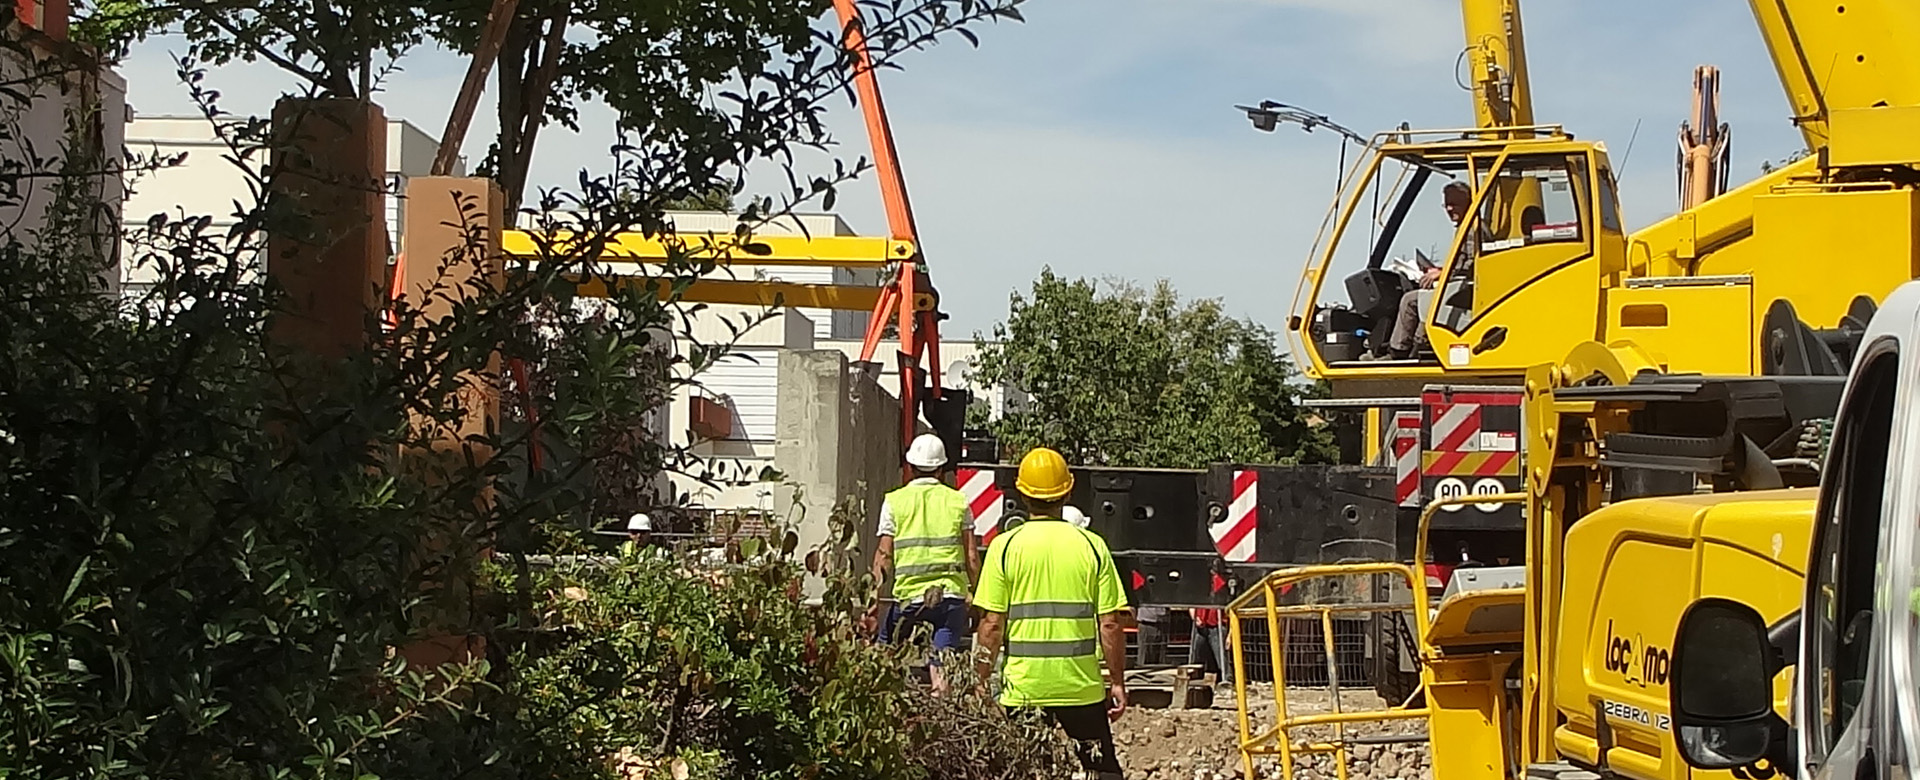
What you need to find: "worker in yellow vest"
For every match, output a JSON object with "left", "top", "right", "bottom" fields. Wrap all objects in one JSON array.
[
  {"left": 974, "top": 447, "right": 1129, "bottom": 780},
  {"left": 871, "top": 433, "right": 980, "bottom": 694}
]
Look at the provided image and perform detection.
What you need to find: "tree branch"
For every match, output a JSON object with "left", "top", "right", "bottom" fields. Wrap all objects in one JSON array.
[{"left": 199, "top": 12, "right": 330, "bottom": 90}]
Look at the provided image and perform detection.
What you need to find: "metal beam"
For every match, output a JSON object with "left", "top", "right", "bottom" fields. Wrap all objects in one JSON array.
[
  {"left": 502, "top": 230, "right": 913, "bottom": 268},
  {"left": 561, "top": 275, "right": 885, "bottom": 311}
]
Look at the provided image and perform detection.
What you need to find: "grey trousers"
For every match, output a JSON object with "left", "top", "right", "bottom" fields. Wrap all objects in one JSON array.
[{"left": 1388, "top": 289, "right": 1429, "bottom": 355}]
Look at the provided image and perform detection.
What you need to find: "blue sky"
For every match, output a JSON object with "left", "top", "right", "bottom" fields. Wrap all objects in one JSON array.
[{"left": 120, "top": 0, "right": 1807, "bottom": 339}]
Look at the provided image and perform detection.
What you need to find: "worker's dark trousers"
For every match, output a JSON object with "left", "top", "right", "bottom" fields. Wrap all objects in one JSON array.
[{"left": 1010, "top": 703, "right": 1125, "bottom": 779}]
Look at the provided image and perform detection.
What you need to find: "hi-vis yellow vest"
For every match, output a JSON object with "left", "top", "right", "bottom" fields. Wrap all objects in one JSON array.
[
  {"left": 886, "top": 481, "right": 970, "bottom": 603},
  {"left": 976, "top": 518, "right": 1128, "bottom": 708}
]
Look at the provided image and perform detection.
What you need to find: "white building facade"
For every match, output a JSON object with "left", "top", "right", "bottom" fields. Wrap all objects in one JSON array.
[
  {"left": 113, "top": 117, "right": 1011, "bottom": 514},
  {"left": 119, "top": 114, "right": 460, "bottom": 295}
]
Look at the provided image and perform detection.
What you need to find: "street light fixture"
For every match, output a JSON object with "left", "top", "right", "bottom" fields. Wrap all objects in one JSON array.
[{"left": 1234, "top": 100, "right": 1367, "bottom": 146}]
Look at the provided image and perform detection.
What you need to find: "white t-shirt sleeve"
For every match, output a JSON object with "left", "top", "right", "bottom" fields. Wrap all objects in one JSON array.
[{"left": 876, "top": 498, "right": 895, "bottom": 538}]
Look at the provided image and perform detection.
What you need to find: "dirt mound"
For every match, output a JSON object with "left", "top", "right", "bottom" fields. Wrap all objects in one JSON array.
[{"left": 1113, "top": 685, "right": 1432, "bottom": 780}]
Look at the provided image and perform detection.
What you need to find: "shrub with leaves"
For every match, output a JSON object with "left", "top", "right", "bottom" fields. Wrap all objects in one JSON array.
[
  {"left": 491, "top": 500, "right": 1082, "bottom": 780},
  {"left": 1, "top": 1, "right": 1074, "bottom": 777}
]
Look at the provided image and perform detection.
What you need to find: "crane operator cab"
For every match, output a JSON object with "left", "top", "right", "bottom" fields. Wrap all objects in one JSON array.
[{"left": 1289, "top": 127, "right": 1627, "bottom": 383}]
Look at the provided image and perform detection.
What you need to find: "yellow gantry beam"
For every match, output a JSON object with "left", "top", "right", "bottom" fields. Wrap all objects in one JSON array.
[
  {"left": 564, "top": 276, "right": 885, "bottom": 311},
  {"left": 501, "top": 230, "right": 915, "bottom": 268},
  {"left": 500, "top": 230, "right": 924, "bottom": 310}
]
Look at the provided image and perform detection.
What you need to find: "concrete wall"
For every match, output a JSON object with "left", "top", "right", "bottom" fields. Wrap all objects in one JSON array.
[
  {"left": 667, "top": 307, "right": 815, "bottom": 508},
  {"left": 774, "top": 350, "right": 902, "bottom": 600},
  {"left": 659, "top": 211, "right": 887, "bottom": 512}
]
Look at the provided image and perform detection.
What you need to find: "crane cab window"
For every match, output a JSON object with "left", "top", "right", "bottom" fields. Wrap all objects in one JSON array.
[
  {"left": 1308, "top": 150, "right": 1476, "bottom": 364},
  {"left": 1805, "top": 346, "right": 1898, "bottom": 764},
  {"left": 1478, "top": 161, "right": 1583, "bottom": 249},
  {"left": 1432, "top": 155, "right": 1591, "bottom": 334}
]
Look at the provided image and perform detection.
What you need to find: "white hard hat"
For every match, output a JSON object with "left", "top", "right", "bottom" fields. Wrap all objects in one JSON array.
[
  {"left": 905, "top": 433, "right": 948, "bottom": 469},
  {"left": 1062, "top": 505, "right": 1090, "bottom": 528},
  {"left": 626, "top": 513, "right": 653, "bottom": 532}
]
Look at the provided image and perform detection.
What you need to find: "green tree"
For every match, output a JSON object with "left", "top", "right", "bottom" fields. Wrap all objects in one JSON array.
[
  {"left": 973, "top": 268, "right": 1336, "bottom": 469},
  {"left": 446, "top": 0, "right": 1021, "bottom": 213}
]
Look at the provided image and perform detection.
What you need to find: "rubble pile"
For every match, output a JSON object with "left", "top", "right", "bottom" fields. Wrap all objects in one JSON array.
[{"left": 1114, "top": 685, "right": 1432, "bottom": 780}]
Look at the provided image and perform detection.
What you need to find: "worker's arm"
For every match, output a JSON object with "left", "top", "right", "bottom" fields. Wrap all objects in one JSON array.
[
  {"left": 1100, "top": 609, "right": 1129, "bottom": 720},
  {"left": 972, "top": 532, "right": 1010, "bottom": 692},
  {"left": 974, "top": 610, "right": 1006, "bottom": 684},
  {"left": 963, "top": 525, "right": 981, "bottom": 591},
  {"left": 870, "top": 498, "right": 895, "bottom": 595},
  {"left": 870, "top": 535, "right": 894, "bottom": 595},
  {"left": 1093, "top": 535, "right": 1130, "bottom": 721}
]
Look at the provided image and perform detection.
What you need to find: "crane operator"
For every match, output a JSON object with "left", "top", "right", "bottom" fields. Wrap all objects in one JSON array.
[{"left": 1387, "top": 180, "right": 1477, "bottom": 360}]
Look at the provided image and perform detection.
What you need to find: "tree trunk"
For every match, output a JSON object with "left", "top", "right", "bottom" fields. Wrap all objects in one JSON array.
[
  {"left": 494, "top": 12, "right": 529, "bottom": 212},
  {"left": 436, "top": 0, "right": 522, "bottom": 176},
  {"left": 496, "top": 7, "right": 568, "bottom": 216}
]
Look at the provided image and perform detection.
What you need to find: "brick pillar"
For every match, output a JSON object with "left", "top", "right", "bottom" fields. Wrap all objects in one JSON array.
[
  {"left": 32, "top": 0, "right": 68, "bottom": 39},
  {"left": 401, "top": 176, "right": 505, "bottom": 442},
  {"left": 396, "top": 176, "right": 506, "bottom": 670},
  {"left": 265, "top": 98, "right": 387, "bottom": 359}
]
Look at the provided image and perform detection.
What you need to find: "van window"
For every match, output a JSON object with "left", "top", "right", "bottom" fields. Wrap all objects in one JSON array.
[{"left": 1805, "top": 347, "right": 1898, "bottom": 761}]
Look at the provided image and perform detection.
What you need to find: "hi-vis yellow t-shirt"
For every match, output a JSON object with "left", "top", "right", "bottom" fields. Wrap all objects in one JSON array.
[{"left": 975, "top": 517, "right": 1128, "bottom": 708}]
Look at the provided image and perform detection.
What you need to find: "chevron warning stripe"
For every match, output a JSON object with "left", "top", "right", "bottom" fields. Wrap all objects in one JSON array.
[
  {"left": 1422, "top": 389, "right": 1523, "bottom": 478},
  {"left": 1393, "top": 412, "right": 1421, "bottom": 507},
  {"left": 1209, "top": 469, "right": 1257, "bottom": 563},
  {"left": 1422, "top": 449, "right": 1521, "bottom": 477},
  {"left": 958, "top": 467, "right": 1005, "bottom": 543},
  {"left": 1428, "top": 402, "right": 1482, "bottom": 453}
]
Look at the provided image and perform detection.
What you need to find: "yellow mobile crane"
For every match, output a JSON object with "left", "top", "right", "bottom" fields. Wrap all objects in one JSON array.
[
  {"left": 1284, "top": 1, "right": 1920, "bottom": 397},
  {"left": 1231, "top": 2, "right": 1920, "bottom": 780}
]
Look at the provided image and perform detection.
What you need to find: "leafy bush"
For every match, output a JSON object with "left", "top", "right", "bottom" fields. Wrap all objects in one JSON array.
[
  {"left": 0, "top": 2, "right": 1074, "bottom": 778},
  {"left": 488, "top": 506, "right": 1082, "bottom": 780}
]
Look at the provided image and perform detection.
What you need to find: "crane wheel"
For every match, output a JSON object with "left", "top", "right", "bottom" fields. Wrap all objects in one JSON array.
[{"left": 1368, "top": 611, "right": 1421, "bottom": 706}]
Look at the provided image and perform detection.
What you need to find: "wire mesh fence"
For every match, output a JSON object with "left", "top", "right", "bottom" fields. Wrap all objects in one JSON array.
[
  {"left": 1227, "top": 569, "right": 1415, "bottom": 690},
  {"left": 1229, "top": 615, "right": 1370, "bottom": 686}
]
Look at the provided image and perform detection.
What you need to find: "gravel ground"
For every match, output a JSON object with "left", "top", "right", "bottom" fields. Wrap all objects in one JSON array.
[{"left": 1112, "top": 684, "right": 1431, "bottom": 780}]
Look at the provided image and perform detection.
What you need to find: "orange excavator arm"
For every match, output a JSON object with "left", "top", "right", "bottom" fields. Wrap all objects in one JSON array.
[{"left": 831, "top": 0, "right": 945, "bottom": 458}]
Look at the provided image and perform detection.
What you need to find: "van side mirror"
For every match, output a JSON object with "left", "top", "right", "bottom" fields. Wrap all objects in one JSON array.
[{"left": 1669, "top": 598, "right": 1789, "bottom": 770}]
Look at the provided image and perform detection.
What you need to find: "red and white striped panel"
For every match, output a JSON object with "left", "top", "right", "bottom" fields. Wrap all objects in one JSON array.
[
  {"left": 1210, "top": 469, "right": 1257, "bottom": 563},
  {"left": 957, "top": 467, "right": 1005, "bottom": 543},
  {"left": 1393, "top": 411, "right": 1421, "bottom": 507},
  {"left": 1427, "top": 400, "right": 1483, "bottom": 455}
]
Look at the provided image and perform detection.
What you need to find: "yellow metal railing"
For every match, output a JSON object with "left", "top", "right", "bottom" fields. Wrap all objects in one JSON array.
[
  {"left": 1230, "top": 491, "right": 1531, "bottom": 780},
  {"left": 1229, "top": 561, "right": 1428, "bottom": 780}
]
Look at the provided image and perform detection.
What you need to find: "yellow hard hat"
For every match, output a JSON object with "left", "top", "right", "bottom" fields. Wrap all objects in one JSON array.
[{"left": 1015, "top": 447, "right": 1075, "bottom": 501}]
